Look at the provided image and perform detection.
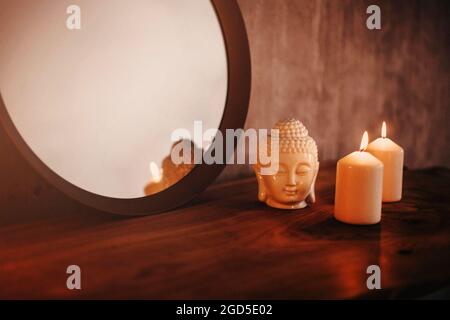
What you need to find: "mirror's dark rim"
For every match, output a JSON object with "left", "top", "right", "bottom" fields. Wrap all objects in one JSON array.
[{"left": 0, "top": 0, "right": 251, "bottom": 215}]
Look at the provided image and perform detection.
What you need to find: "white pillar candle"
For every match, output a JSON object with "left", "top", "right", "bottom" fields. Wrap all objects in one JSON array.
[
  {"left": 335, "top": 132, "right": 384, "bottom": 225},
  {"left": 366, "top": 121, "right": 404, "bottom": 202}
]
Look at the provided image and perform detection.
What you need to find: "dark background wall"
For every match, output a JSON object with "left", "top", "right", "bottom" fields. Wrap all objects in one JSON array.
[{"left": 219, "top": 0, "right": 450, "bottom": 180}]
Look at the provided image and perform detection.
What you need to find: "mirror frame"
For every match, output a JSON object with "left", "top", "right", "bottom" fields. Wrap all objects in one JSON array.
[{"left": 0, "top": 0, "right": 251, "bottom": 215}]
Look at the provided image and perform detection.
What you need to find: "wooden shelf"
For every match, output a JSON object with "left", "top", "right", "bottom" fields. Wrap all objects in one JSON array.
[{"left": 1, "top": 165, "right": 449, "bottom": 299}]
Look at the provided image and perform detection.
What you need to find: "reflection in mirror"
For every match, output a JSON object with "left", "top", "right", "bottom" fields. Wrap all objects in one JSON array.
[
  {"left": 144, "top": 139, "right": 202, "bottom": 196},
  {"left": 0, "top": 0, "right": 227, "bottom": 198}
]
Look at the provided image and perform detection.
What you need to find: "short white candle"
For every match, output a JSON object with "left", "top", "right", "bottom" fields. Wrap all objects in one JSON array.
[
  {"left": 334, "top": 132, "right": 384, "bottom": 225},
  {"left": 367, "top": 122, "right": 404, "bottom": 202}
]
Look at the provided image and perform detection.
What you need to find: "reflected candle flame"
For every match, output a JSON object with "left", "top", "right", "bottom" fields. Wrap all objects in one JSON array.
[
  {"left": 149, "top": 161, "right": 163, "bottom": 183},
  {"left": 381, "top": 121, "right": 387, "bottom": 138},
  {"left": 360, "top": 131, "right": 369, "bottom": 152}
]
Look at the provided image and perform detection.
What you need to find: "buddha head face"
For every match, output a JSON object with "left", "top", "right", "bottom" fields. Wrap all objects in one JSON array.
[{"left": 254, "top": 119, "right": 319, "bottom": 209}]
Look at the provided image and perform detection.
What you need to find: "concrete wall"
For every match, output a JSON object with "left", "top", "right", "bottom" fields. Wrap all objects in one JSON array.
[{"left": 219, "top": 0, "right": 449, "bottom": 181}]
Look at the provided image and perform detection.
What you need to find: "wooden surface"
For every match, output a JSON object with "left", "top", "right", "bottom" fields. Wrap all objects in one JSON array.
[{"left": 1, "top": 165, "right": 450, "bottom": 299}]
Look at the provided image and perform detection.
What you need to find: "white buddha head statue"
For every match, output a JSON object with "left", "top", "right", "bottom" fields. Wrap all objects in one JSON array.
[{"left": 254, "top": 119, "right": 319, "bottom": 209}]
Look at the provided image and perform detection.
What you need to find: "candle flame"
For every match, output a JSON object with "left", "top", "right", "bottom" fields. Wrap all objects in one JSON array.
[
  {"left": 381, "top": 121, "right": 387, "bottom": 138},
  {"left": 149, "top": 161, "right": 162, "bottom": 183},
  {"left": 360, "top": 131, "right": 369, "bottom": 152}
]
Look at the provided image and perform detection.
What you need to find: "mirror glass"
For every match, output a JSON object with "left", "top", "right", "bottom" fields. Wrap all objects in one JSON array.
[{"left": 0, "top": 0, "right": 227, "bottom": 199}]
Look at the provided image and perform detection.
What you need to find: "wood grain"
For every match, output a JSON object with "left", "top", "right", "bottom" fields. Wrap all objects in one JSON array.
[{"left": 1, "top": 164, "right": 449, "bottom": 299}]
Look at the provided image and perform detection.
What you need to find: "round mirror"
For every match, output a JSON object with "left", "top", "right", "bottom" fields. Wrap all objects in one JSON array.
[{"left": 0, "top": 0, "right": 250, "bottom": 215}]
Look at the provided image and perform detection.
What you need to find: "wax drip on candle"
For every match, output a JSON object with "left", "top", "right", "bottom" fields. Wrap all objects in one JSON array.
[
  {"left": 381, "top": 121, "right": 387, "bottom": 139},
  {"left": 360, "top": 131, "right": 369, "bottom": 152}
]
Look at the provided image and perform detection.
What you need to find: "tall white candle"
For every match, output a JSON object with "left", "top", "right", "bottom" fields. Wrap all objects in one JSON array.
[
  {"left": 367, "top": 122, "right": 404, "bottom": 202},
  {"left": 335, "top": 132, "right": 384, "bottom": 225}
]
